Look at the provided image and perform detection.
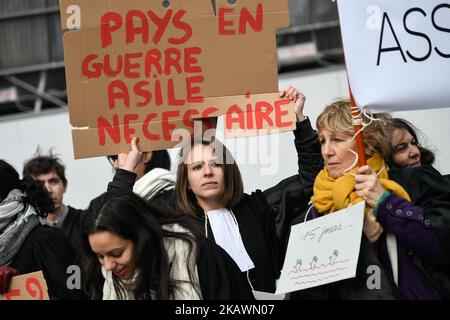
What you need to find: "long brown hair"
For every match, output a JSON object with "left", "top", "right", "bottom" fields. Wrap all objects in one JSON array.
[
  {"left": 81, "top": 190, "right": 202, "bottom": 300},
  {"left": 176, "top": 138, "right": 244, "bottom": 215}
]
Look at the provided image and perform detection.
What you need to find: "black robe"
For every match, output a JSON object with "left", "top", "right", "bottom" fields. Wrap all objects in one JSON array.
[
  {"left": 193, "top": 238, "right": 255, "bottom": 299},
  {"left": 198, "top": 191, "right": 281, "bottom": 294},
  {"left": 62, "top": 206, "right": 85, "bottom": 263},
  {"left": 10, "top": 225, "right": 85, "bottom": 299}
]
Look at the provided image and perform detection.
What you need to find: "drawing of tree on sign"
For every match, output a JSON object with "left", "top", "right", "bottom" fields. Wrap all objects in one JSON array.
[
  {"left": 287, "top": 249, "right": 350, "bottom": 285},
  {"left": 329, "top": 249, "right": 338, "bottom": 265}
]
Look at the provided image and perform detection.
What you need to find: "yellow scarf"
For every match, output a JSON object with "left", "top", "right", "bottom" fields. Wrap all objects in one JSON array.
[{"left": 311, "top": 154, "right": 411, "bottom": 215}]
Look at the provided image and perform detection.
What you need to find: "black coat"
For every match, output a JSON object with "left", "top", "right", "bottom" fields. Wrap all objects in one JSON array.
[
  {"left": 264, "top": 118, "right": 323, "bottom": 262},
  {"left": 196, "top": 119, "right": 322, "bottom": 293},
  {"left": 198, "top": 191, "right": 280, "bottom": 293},
  {"left": 196, "top": 237, "right": 255, "bottom": 300},
  {"left": 62, "top": 206, "right": 85, "bottom": 263},
  {"left": 11, "top": 225, "right": 85, "bottom": 299}
]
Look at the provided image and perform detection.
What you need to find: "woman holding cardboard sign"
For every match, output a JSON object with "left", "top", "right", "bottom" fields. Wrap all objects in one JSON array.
[
  {"left": 172, "top": 86, "right": 321, "bottom": 294},
  {"left": 290, "top": 100, "right": 450, "bottom": 300},
  {"left": 114, "top": 86, "right": 322, "bottom": 295}
]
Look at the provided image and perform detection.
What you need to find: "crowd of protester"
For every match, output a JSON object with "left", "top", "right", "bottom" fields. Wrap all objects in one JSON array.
[{"left": 1, "top": 88, "right": 449, "bottom": 300}]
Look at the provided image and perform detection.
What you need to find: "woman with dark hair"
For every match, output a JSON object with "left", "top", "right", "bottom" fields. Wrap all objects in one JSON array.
[
  {"left": 81, "top": 190, "right": 253, "bottom": 300},
  {"left": 110, "top": 86, "right": 322, "bottom": 295},
  {"left": 389, "top": 118, "right": 435, "bottom": 167},
  {"left": 173, "top": 86, "right": 322, "bottom": 294},
  {"left": 0, "top": 159, "right": 83, "bottom": 299}
]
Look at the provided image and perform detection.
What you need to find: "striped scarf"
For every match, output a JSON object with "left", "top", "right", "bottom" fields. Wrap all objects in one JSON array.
[{"left": 0, "top": 189, "right": 39, "bottom": 265}]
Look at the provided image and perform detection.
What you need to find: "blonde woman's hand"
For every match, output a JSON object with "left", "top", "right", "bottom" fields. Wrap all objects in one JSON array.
[
  {"left": 363, "top": 209, "right": 384, "bottom": 243},
  {"left": 279, "top": 85, "right": 306, "bottom": 122},
  {"left": 355, "top": 165, "right": 385, "bottom": 208}
]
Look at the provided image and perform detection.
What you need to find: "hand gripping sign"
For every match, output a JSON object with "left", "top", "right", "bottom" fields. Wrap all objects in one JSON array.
[
  {"left": 276, "top": 202, "right": 365, "bottom": 294},
  {"left": 337, "top": 0, "right": 450, "bottom": 113},
  {"left": 60, "top": 0, "right": 294, "bottom": 159}
]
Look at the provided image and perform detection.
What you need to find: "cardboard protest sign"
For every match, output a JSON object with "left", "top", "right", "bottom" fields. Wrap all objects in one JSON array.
[
  {"left": 337, "top": 0, "right": 450, "bottom": 112},
  {"left": 60, "top": 0, "right": 295, "bottom": 159},
  {"left": 276, "top": 201, "right": 364, "bottom": 294},
  {"left": 0, "top": 271, "right": 49, "bottom": 300}
]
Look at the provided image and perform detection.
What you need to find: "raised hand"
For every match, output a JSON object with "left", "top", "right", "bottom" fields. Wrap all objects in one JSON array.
[
  {"left": 279, "top": 85, "right": 306, "bottom": 122},
  {"left": 115, "top": 137, "right": 152, "bottom": 173}
]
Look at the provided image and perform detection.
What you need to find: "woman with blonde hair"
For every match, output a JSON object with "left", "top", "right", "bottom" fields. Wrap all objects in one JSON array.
[{"left": 290, "top": 99, "right": 450, "bottom": 299}]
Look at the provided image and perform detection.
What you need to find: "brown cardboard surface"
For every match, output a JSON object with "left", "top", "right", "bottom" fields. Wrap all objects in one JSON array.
[
  {"left": 60, "top": 0, "right": 291, "bottom": 159},
  {"left": 0, "top": 271, "right": 49, "bottom": 300}
]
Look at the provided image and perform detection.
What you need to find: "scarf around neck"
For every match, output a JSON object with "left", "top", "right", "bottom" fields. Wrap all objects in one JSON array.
[
  {"left": 133, "top": 168, "right": 175, "bottom": 201},
  {"left": 311, "top": 154, "right": 411, "bottom": 215},
  {"left": 0, "top": 189, "right": 39, "bottom": 265}
]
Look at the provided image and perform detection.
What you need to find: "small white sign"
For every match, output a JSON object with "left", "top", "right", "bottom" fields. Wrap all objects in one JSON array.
[{"left": 275, "top": 201, "right": 365, "bottom": 295}]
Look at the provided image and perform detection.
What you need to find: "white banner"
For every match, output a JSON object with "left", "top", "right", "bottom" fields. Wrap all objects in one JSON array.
[
  {"left": 276, "top": 202, "right": 364, "bottom": 295},
  {"left": 337, "top": 0, "right": 450, "bottom": 112}
]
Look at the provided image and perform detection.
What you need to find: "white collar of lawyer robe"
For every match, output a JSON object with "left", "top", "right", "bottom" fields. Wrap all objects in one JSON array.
[{"left": 206, "top": 208, "right": 255, "bottom": 272}]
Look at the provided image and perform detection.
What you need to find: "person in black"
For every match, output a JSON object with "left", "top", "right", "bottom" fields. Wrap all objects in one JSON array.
[
  {"left": 107, "top": 149, "right": 177, "bottom": 211},
  {"left": 81, "top": 190, "right": 254, "bottom": 300},
  {"left": 173, "top": 86, "right": 322, "bottom": 294},
  {"left": 99, "top": 148, "right": 254, "bottom": 300},
  {"left": 23, "top": 153, "right": 84, "bottom": 260},
  {"left": 108, "top": 86, "right": 321, "bottom": 295},
  {"left": 0, "top": 159, "right": 83, "bottom": 299}
]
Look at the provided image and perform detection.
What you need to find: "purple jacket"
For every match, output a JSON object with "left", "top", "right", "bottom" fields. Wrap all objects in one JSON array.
[{"left": 377, "top": 193, "right": 450, "bottom": 299}]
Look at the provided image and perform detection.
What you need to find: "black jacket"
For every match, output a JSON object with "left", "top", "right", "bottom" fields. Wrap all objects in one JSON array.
[
  {"left": 264, "top": 118, "right": 323, "bottom": 261},
  {"left": 194, "top": 119, "right": 322, "bottom": 293},
  {"left": 197, "top": 190, "right": 280, "bottom": 293},
  {"left": 11, "top": 226, "right": 85, "bottom": 300},
  {"left": 62, "top": 206, "right": 85, "bottom": 263}
]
